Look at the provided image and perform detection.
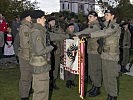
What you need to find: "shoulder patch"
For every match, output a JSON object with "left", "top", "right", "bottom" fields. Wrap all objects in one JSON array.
[
  {"left": 24, "top": 32, "right": 29, "bottom": 37},
  {"left": 37, "top": 36, "right": 41, "bottom": 41}
]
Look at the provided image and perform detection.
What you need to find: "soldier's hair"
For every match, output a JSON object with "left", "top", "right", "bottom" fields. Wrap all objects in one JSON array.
[
  {"left": 67, "top": 23, "right": 74, "bottom": 28},
  {"left": 47, "top": 17, "right": 55, "bottom": 22}
]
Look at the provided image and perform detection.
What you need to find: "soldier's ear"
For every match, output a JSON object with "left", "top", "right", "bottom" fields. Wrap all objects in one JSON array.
[
  {"left": 111, "top": 15, "right": 115, "bottom": 19},
  {"left": 37, "top": 18, "right": 41, "bottom": 23}
]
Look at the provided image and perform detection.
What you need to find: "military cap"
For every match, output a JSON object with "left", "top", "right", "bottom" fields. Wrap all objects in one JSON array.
[
  {"left": 20, "top": 10, "right": 32, "bottom": 20},
  {"left": 88, "top": 11, "right": 98, "bottom": 17},
  {"left": 67, "top": 23, "right": 74, "bottom": 27},
  {"left": 47, "top": 17, "right": 55, "bottom": 22},
  {"left": 32, "top": 10, "right": 45, "bottom": 19},
  {"left": 104, "top": 8, "right": 116, "bottom": 15}
]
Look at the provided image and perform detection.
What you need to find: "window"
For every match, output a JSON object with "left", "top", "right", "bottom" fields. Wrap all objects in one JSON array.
[
  {"left": 63, "top": 3, "right": 64, "bottom": 9},
  {"left": 68, "top": 4, "right": 69, "bottom": 9}
]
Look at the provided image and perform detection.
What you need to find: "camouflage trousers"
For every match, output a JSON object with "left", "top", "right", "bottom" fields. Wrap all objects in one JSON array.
[
  {"left": 19, "top": 58, "right": 32, "bottom": 98},
  {"left": 32, "top": 72, "right": 49, "bottom": 100},
  {"left": 53, "top": 54, "right": 60, "bottom": 79},
  {"left": 65, "top": 70, "right": 76, "bottom": 81},
  {"left": 88, "top": 53, "right": 102, "bottom": 87},
  {"left": 121, "top": 48, "right": 129, "bottom": 66},
  {"left": 102, "top": 59, "right": 119, "bottom": 96}
]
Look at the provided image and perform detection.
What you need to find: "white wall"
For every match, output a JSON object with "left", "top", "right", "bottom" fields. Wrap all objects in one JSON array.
[{"left": 72, "top": 3, "right": 78, "bottom": 13}]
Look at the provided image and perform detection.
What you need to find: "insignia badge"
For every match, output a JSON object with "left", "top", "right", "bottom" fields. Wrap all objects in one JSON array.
[
  {"left": 111, "top": 25, "right": 115, "bottom": 29},
  {"left": 37, "top": 36, "right": 41, "bottom": 41},
  {"left": 24, "top": 32, "right": 29, "bottom": 37}
]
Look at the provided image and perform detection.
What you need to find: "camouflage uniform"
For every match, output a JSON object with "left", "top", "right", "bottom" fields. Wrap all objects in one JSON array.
[
  {"left": 75, "top": 20, "right": 102, "bottom": 88},
  {"left": 29, "top": 23, "right": 54, "bottom": 100},
  {"left": 65, "top": 28, "right": 77, "bottom": 88},
  {"left": 90, "top": 20, "right": 121, "bottom": 97},
  {"left": 120, "top": 26, "right": 131, "bottom": 68},
  {"left": 18, "top": 20, "right": 32, "bottom": 98},
  {"left": 13, "top": 32, "right": 20, "bottom": 63},
  {"left": 48, "top": 26, "right": 65, "bottom": 81}
]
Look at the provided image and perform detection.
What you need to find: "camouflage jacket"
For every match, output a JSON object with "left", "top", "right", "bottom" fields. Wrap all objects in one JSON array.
[
  {"left": 29, "top": 23, "right": 54, "bottom": 73},
  {"left": 18, "top": 20, "right": 32, "bottom": 60},
  {"left": 90, "top": 20, "right": 121, "bottom": 61},
  {"left": 121, "top": 27, "right": 131, "bottom": 48},
  {"left": 75, "top": 20, "right": 101, "bottom": 54},
  {"left": 48, "top": 25, "right": 66, "bottom": 55}
]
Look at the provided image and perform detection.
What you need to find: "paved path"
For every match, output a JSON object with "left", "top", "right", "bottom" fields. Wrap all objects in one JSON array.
[{"left": 0, "top": 57, "right": 19, "bottom": 68}]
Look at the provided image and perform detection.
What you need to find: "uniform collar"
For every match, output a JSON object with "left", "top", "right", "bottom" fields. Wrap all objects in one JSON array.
[
  {"left": 89, "top": 20, "right": 99, "bottom": 26},
  {"left": 104, "top": 19, "right": 116, "bottom": 27},
  {"left": 21, "top": 20, "right": 32, "bottom": 27},
  {"left": 33, "top": 23, "right": 46, "bottom": 32}
]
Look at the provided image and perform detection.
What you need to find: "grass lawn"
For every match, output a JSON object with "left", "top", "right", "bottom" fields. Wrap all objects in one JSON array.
[{"left": 0, "top": 67, "right": 133, "bottom": 100}]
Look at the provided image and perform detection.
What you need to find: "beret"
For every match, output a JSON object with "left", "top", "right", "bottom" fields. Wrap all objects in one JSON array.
[
  {"left": 67, "top": 23, "right": 74, "bottom": 27},
  {"left": 32, "top": 10, "right": 45, "bottom": 19},
  {"left": 104, "top": 8, "right": 116, "bottom": 15},
  {"left": 20, "top": 10, "right": 32, "bottom": 20},
  {"left": 88, "top": 11, "right": 98, "bottom": 17},
  {"left": 47, "top": 17, "right": 55, "bottom": 22}
]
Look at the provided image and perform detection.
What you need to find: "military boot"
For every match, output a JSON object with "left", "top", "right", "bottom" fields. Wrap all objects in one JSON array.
[
  {"left": 107, "top": 95, "right": 117, "bottom": 100},
  {"left": 66, "top": 80, "right": 72, "bottom": 88},
  {"left": 29, "top": 82, "right": 34, "bottom": 96},
  {"left": 87, "top": 86, "right": 100, "bottom": 97},
  {"left": 21, "top": 97, "right": 29, "bottom": 100},
  {"left": 71, "top": 80, "right": 77, "bottom": 87},
  {"left": 49, "top": 79, "right": 53, "bottom": 91},
  {"left": 86, "top": 85, "right": 95, "bottom": 94},
  {"left": 53, "top": 79, "right": 59, "bottom": 90},
  {"left": 120, "top": 66, "right": 128, "bottom": 73}
]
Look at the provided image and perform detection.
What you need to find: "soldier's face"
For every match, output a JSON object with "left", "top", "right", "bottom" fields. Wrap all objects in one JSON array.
[
  {"left": 88, "top": 15, "right": 97, "bottom": 24},
  {"left": 49, "top": 20, "right": 55, "bottom": 27},
  {"left": 37, "top": 16, "right": 46, "bottom": 26},
  {"left": 104, "top": 13, "right": 114, "bottom": 22},
  {"left": 68, "top": 25, "right": 74, "bottom": 32},
  {"left": 26, "top": 16, "right": 31, "bottom": 22}
]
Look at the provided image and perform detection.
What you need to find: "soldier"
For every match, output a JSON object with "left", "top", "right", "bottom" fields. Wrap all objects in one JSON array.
[
  {"left": 65, "top": 23, "right": 77, "bottom": 88},
  {"left": 47, "top": 17, "right": 65, "bottom": 90},
  {"left": 75, "top": 11, "right": 102, "bottom": 96},
  {"left": 119, "top": 21, "right": 131, "bottom": 73},
  {"left": 18, "top": 10, "right": 33, "bottom": 100},
  {"left": 58, "top": 14, "right": 68, "bottom": 32},
  {"left": 29, "top": 10, "right": 54, "bottom": 100},
  {"left": 79, "top": 8, "right": 121, "bottom": 100}
]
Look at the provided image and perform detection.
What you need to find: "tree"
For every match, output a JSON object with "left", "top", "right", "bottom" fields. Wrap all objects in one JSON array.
[
  {"left": 0, "top": 0, "right": 39, "bottom": 23},
  {"left": 117, "top": 0, "right": 133, "bottom": 21},
  {"left": 95, "top": 0, "right": 133, "bottom": 21}
]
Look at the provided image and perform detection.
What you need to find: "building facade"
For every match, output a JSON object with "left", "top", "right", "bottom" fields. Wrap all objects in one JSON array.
[
  {"left": 60, "top": 0, "right": 120, "bottom": 17},
  {"left": 60, "top": 0, "right": 107, "bottom": 16},
  {"left": 60, "top": 0, "right": 95, "bottom": 15}
]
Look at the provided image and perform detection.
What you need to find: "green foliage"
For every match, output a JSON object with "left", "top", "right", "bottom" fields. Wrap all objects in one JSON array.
[
  {"left": 117, "top": 0, "right": 133, "bottom": 21},
  {"left": 0, "top": 0, "right": 39, "bottom": 23}
]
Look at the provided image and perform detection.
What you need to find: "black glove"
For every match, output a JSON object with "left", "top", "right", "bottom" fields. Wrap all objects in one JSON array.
[
  {"left": 97, "top": 38, "right": 104, "bottom": 54},
  {"left": 125, "top": 44, "right": 128, "bottom": 46},
  {"left": 69, "top": 34, "right": 76, "bottom": 40},
  {"left": 78, "top": 34, "right": 91, "bottom": 39}
]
